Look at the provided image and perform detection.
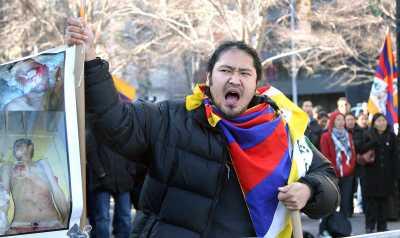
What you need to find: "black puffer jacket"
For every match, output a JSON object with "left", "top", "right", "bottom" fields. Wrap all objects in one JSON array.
[
  {"left": 85, "top": 59, "right": 339, "bottom": 238},
  {"left": 86, "top": 119, "right": 140, "bottom": 194}
]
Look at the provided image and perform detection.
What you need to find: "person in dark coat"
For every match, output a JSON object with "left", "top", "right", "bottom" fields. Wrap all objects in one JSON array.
[
  {"left": 303, "top": 101, "right": 323, "bottom": 150},
  {"left": 86, "top": 118, "right": 137, "bottom": 238},
  {"left": 317, "top": 111, "right": 329, "bottom": 132},
  {"left": 358, "top": 113, "right": 397, "bottom": 233},
  {"left": 345, "top": 113, "right": 356, "bottom": 134},
  {"left": 66, "top": 18, "right": 340, "bottom": 238},
  {"left": 351, "top": 113, "right": 369, "bottom": 213}
]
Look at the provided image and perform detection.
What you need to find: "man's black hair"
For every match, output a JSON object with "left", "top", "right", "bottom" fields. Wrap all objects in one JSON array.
[
  {"left": 317, "top": 111, "right": 328, "bottom": 120},
  {"left": 207, "top": 41, "right": 263, "bottom": 82}
]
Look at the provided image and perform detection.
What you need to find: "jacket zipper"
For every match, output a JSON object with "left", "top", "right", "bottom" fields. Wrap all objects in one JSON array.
[{"left": 202, "top": 137, "right": 230, "bottom": 237}]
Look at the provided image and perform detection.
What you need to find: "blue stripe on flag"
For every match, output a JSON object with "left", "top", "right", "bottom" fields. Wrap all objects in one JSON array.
[
  {"left": 386, "top": 93, "right": 397, "bottom": 125},
  {"left": 382, "top": 44, "right": 394, "bottom": 76},
  {"left": 220, "top": 117, "right": 281, "bottom": 149},
  {"left": 375, "top": 66, "right": 384, "bottom": 79}
]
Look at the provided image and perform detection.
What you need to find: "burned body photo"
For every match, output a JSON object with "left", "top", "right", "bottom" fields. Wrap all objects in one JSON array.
[
  {"left": 0, "top": 137, "right": 69, "bottom": 234},
  {"left": 0, "top": 54, "right": 64, "bottom": 112}
]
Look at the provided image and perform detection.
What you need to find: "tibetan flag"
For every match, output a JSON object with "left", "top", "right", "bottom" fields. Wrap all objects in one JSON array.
[
  {"left": 368, "top": 33, "right": 398, "bottom": 125},
  {"left": 258, "top": 85, "right": 309, "bottom": 142},
  {"left": 186, "top": 84, "right": 312, "bottom": 237},
  {"left": 112, "top": 75, "right": 136, "bottom": 102}
]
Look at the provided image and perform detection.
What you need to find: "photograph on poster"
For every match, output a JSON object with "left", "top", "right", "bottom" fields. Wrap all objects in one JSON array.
[
  {"left": 0, "top": 54, "right": 64, "bottom": 112},
  {"left": 0, "top": 50, "right": 79, "bottom": 237}
]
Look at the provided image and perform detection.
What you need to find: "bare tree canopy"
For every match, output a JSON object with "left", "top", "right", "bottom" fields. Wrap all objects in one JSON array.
[{"left": 0, "top": 0, "right": 395, "bottom": 97}]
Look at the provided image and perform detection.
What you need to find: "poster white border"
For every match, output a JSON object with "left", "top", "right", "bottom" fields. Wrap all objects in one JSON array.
[{"left": 0, "top": 45, "right": 84, "bottom": 237}]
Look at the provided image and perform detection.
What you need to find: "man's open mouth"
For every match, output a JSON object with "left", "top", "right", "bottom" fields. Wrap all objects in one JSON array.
[{"left": 225, "top": 90, "right": 241, "bottom": 106}]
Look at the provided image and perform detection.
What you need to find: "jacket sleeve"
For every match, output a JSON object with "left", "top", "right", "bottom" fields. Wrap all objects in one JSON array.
[
  {"left": 85, "top": 58, "right": 162, "bottom": 160},
  {"left": 299, "top": 142, "right": 340, "bottom": 219},
  {"left": 86, "top": 124, "right": 106, "bottom": 178}
]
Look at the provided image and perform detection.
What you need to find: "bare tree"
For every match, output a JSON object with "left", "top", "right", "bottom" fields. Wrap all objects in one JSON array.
[
  {"left": 262, "top": 0, "right": 395, "bottom": 84},
  {"left": 0, "top": 0, "right": 396, "bottom": 97}
]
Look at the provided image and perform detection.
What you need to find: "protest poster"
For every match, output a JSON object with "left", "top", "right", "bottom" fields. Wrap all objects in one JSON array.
[{"left": 0, "top": 46, "right": 85, "bottom": 237}]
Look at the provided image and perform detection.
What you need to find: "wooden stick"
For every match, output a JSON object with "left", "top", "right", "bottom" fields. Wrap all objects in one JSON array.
[
  {"left": 79, "top": 0, "right": 86, "bottom": 20},
  {"left": 291, "top": 210, "right": 303, "bottom": 238},
  {"left": 77, "top": 0, "right": 87, "bottom": 230}
]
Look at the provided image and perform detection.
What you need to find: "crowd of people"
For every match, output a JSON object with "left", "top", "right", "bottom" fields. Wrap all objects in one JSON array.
[{"left": 302, "top": 98, "right": 399, "bottom": 237}]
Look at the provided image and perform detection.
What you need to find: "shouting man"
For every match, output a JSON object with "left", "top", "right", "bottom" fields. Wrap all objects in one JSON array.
[{"left": 66, "top": 17, "right": 339, "bottom": 237}]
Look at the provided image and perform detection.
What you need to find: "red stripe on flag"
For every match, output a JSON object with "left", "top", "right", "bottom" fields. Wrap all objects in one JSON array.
[{"left": 230, "top": 121, "right": 288, "bottom": 193}]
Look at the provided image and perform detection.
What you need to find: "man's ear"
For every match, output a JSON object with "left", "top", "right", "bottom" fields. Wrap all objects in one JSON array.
[{"left": 206, "top": 73, "right": 211, "bottom": 86}]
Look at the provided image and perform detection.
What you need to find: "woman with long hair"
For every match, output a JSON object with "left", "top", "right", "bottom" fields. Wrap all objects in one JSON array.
[{"left": 359, "top": 113, "right": 397, "bottom": 233}]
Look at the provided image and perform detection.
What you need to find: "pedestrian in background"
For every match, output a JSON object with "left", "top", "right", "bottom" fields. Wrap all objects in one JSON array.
[
  {"left": 319, "top": 111, "right": 356, "bottom": 237},
  {"left": 358, "top": 113, "right": 397, "bottom": 233},
  {"left": 352, "top": 112, "right": 370, "bottom": 214},
  {"left": 317, "top": 111, "right": 329, "bottom": 132},
  {"left": 303, "top": 100, "right": 323, "bottom": 150},
  {"left": 320, "top": 111, "right": 356, "bottom": 217},
  {"left": 86, "top": 118, "right": 137, "bottom": 238},
  {"left": 345, "top": 113, "right": 356, "bottom": 134},
  {"left": 336, "top": 97, "right": 351, "bottom": 115}
]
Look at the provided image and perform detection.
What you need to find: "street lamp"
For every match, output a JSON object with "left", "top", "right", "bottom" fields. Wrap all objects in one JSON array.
[{"left": 290, "top": 0, "right": 298, "bottom": 105}]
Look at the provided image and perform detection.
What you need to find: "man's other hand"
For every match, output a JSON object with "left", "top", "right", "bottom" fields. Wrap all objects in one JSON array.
[{"left": 277, "top": 182, "right": 311, "bottom": 211}]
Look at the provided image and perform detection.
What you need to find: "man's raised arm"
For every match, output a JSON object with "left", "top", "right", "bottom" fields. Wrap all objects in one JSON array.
[{"left": 65, "top": 17, "right": 161, "bottom": 158}]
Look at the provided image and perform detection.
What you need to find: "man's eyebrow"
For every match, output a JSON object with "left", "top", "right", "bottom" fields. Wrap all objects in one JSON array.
[
  {"left": 238, "top": 68, "right": 252, "bottom": 72},
  {"left": 217, "top": 65, "right": 235, "bottom": 70},
  {"left": 217, "top": 65, "right": 253, "bottom": 72}
]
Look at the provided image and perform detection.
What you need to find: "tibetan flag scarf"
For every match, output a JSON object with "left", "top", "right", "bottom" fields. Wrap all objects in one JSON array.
[
  {"left": 186, "top": 84, "right": 310, "bottom": 237},
  {"left": 112, "top": 75, "right": 136, "bottom": 102}
]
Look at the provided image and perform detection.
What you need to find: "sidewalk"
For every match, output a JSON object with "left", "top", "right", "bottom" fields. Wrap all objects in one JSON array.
[{"left": 302, "top": 213, "right": 400, "bottom": 237}]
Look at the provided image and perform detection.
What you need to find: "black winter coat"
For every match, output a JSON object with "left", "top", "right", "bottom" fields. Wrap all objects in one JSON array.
[
  {"left": 351, "top": 125, "right": 369, "bottom": 177},
  {"left": 359, "top": 128, "right": 397, "bottom": 197},
  {"left": 351, "top": 125, "right": 369, "bottom": 154},
  {"left": 85, "top": 59, "right": 340, "bottom": 238},
  {"left": 86, "top": 120, "right": 139, "bottom": 194},
  {"left": 305, "top": 119, "right": 322, "bottom": 150}
]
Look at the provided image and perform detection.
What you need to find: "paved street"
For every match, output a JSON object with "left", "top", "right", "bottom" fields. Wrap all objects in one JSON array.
[{"left": 302, "top": 213, "right": 400, "bottom": 237}]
